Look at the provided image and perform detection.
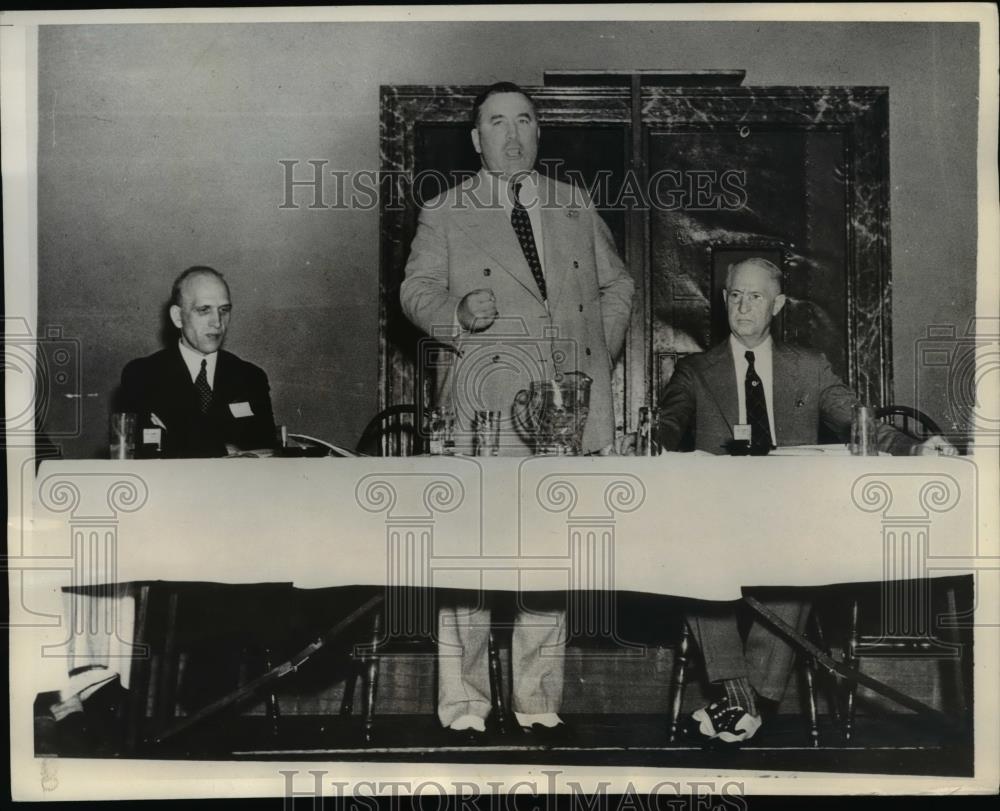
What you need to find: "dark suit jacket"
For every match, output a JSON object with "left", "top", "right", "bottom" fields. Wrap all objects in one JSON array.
[
  {"left": 656, "top": 340, "right": 918, "bottom": 456},
  {"left": 119, "top": 346, "right": 276, "bottom": 458}
]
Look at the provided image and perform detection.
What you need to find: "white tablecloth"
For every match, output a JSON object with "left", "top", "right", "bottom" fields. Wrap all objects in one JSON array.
[
  {"left": 16, "top": 454, "right": 980, "bottom": 693},
  {"left": 26, "top": 454, "right": 979, "bottom": 596}
]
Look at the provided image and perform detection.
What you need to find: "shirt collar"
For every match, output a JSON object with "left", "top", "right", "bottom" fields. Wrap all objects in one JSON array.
[
  {"left": 730, "top": 333, "right": 773, "bottom": 362},
  {"left": 481, "top": 168, "right": 539, "bottom": 207},
  {"left": 177, "top": 339, "right": 219, "bottom": 384}
]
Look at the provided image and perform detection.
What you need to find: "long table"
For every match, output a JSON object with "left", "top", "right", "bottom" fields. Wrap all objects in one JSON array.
[
  {"left": 27, "top": 454, "right": 980, "bottom": 595},
  {"left": 17, "top": 454, "right": 982, "bottom": 746}
]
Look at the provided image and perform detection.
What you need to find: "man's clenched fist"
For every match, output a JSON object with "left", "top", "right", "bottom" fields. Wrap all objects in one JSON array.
[{"left": 457, "top": 288, "right": 498, "bottom": 332}]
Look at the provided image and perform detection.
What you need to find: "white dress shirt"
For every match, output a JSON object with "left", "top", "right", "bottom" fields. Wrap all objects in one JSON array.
[
  {"left": 730, "top": 333, "right": 776, "bottom": 441},
  {"left": 177, "top": 340, "right": 218, "bottom": 389}
]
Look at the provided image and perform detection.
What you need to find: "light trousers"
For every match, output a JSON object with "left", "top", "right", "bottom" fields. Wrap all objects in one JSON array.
[{"left": 437, "top": 595, "right": 566, "bottom": 728}]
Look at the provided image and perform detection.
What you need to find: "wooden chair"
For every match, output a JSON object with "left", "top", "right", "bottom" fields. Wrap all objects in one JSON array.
[
  {"left": 341, "top": 405, "right": 507, "bottom": 742},
  {"left": 841, "top": 405, "right": 968, "bottom": 741},
  {"left": 875, "top": 405, "right": 942, "bottom": 440},
  {"left": 355, "top": 404, "right": 423, "bottom": 457},
  {"left": 146, "top": 581, "right": 296, "bottom": 750}
]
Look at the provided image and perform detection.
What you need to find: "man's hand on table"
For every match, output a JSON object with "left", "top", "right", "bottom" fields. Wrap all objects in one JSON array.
[
  {"left": 912, "top": 434, "right": 959, "bottom": 456},
  {"left": 600, "top": 433, "right": 637, "bottom": 456},
  {"left": 594, "top": 434, "right": 960, "bottom": 458}
]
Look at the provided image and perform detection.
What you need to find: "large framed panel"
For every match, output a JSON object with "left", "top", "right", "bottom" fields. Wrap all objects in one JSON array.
[{"left": 642, "top": 87, "right": 892, "bottom": 407}]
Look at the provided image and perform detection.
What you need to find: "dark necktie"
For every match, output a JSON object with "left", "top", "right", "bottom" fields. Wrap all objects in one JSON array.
[
  {"left": 744, "top": 350, "right": 773, "bottom": 449},
  {"left": 509, "top": 181, "right": 547, "bottom": 301},
  {"left": 195, "top": 358, "right": 213, "bottom": 414}
]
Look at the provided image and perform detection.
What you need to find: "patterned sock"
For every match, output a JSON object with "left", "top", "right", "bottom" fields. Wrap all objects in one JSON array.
[{"left": 722, "top": 677, "right": 758, "bottom": 716}]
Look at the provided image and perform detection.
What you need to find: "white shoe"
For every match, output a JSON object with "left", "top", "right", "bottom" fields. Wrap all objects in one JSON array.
[
  {"left": 690, "top": 698, "right": 762, "bottom": 744},
  {"left": 514, "top": 711, "right": 563, "bottom": 729},
  {"left": 448, "top": 714, "right": 486, "bottom": 732}
]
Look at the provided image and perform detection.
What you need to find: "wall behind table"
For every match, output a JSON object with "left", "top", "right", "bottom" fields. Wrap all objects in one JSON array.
[{"left": 37, "top": 22, "right": 978, "bottom": 457}]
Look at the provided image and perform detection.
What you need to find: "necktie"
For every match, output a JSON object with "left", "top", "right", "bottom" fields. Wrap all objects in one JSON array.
[
  {"left": 509, "top": 181, "right": 547, "bottom": 301},
  {"left": 195, "top": 358, "right": 213, "bottom": 414},
  {"left": 744, "top": 350, "right": 773, "bottom": 450}
]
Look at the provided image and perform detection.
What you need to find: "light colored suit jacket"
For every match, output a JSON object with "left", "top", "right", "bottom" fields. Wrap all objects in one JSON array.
[
  {"left": 656, "top": 340, "right": 918, "bottom": 455},
  {"left": 400, "top": 170, "right": 634, "bottom": 454}
]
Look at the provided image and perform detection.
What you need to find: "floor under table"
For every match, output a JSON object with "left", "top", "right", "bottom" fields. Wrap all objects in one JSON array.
[{"left": 87, "top": 712, "right": 972, "bottom": 775}]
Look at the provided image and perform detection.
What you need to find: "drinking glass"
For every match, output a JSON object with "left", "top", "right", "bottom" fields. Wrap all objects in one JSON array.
[
  {"left": 110, "top": 412, "right": 138, "bottom": 459},
  {"left": 850, "top": 404, "right": 879, "bottom": 456},
  {"left": 427, "top": 407, "right": 457, "bottom": 455},
  {"left": 473, "top": 410, "right": 501, "bottom": 456}
]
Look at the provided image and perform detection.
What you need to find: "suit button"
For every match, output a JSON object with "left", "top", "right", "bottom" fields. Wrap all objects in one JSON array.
[
  {"left": 585, "top": 348, "right": 592, "bottom": 356},
  {"left": 572, "top": 260, "right": 579, "bottom": 268},
  {"left": 492, "top": 354, "right": 501, "bottom": 363},
  {"left": 483, "top": 268, "right": 491, "bottom": 276},
  {"left": 579, "top": 304, "right": 584, "bottom": 312}
]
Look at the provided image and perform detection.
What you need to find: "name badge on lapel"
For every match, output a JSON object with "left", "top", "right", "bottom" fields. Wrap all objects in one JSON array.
[{"left": 229, "top": 401, "right": 254, "bottom": 418}]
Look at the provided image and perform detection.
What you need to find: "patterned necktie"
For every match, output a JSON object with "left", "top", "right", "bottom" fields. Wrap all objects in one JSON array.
[
  {"left": 509, "top": 181, "right": 547, "bottom": 301},
  {"left": 195, "top": 358, "right": 213, "bottom": 414},
  {"left": 744, "top": 350, "right": 773, "bottom": 449}
]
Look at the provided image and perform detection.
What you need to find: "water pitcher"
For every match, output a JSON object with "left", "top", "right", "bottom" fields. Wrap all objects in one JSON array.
[{"left": 513, "top": 371, "right": 593, "bottom": 455}]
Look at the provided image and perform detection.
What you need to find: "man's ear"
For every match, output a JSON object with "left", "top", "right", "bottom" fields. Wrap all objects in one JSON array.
[
  {"left": 722, "top": 288, "right": 729, "bottom": 307},
  {"left": 471, "top": 127, "right": 482, "bottom": 155},
  {"left": 169, "top": 304, "right": 182, "bottom": 329},
  {"left": 772, "top": 293, "right": 787, "bottom": 317}
]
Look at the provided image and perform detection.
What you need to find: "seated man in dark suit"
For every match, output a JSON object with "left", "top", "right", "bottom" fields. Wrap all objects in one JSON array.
[
  {"left": 657, "top": 256, "right": 956, "bottom": 745},
  {"left": 120, "top": 265, "right": 276, "bottom": 457}
]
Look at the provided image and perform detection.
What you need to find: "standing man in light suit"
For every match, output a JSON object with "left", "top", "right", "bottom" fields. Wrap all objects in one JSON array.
[
  {"left": 656, "top": 257, "right": 956, "bottom": 745},
  {"left": 400, "top": 82, "right": 634, "bottom": 738}
]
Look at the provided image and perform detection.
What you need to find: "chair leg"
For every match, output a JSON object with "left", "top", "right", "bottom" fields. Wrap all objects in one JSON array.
[
  {"left": 941, "top": 585, "right": 969, "bottom": 722},
  {"left": 667, "top": 622, "right": 690, "bottom": 742},
  {"left": 487, "top": 630, "right": 507, "bottom": 734},
  {"left": 843, "top": 597, "right": 860, "bottom": 743},
  {"left": 340, "top": 665, "right": 358, "bottom": 716},
  {"left": 262, "top": 648, "right": 281, "bottom": 738},
  {"left": 803, "top": 655, "right": 820, "bottom": 748},
  {"left": 154, "top": 590, "right": 181, "bottom": 731},
  {"left": 810, "top": 610, "right": 841, "bottom": 726},
  {"left": 361, "top": 610, "right": 382, "bottom": 744}
]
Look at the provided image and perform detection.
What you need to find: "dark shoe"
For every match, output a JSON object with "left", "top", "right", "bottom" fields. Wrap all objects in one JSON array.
[
  {"left": 442, "top": 726, "right": 486, "bottom": 746},
  {"left": 520, "top": 720, "right": 572, "bottom": 745},
  {"left": 442, "top": 714, "right": 488, "bottom": 745},
  {"left": 686, "top": 697, "right": 762, "bottom": 745},
  {"left": 34, "top": 692, "right": 61, "bottom": 756},
  {"left": 39, "top": 677, "right": 128, "bottom": 756}
]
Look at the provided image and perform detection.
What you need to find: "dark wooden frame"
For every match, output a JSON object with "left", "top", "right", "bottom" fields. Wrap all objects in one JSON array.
[
  {"left": 639, "top": 86, "right": 893, "bottom": 406},
  {"left": 380, "top": 84, "right": 892, "bottom": 428}
]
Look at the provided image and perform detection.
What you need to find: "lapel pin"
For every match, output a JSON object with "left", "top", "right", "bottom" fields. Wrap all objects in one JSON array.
[{"left": 566, "top": 209, "right": 580, "bottom": 219}]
